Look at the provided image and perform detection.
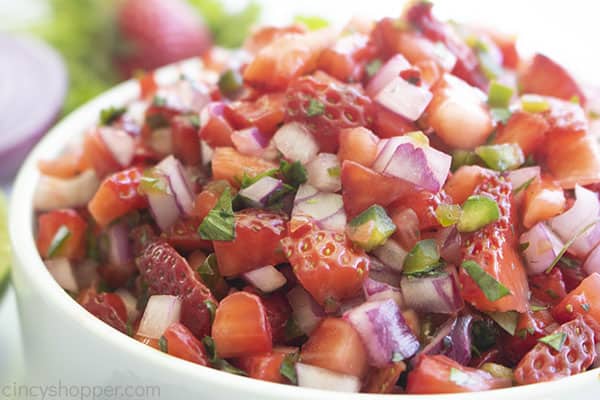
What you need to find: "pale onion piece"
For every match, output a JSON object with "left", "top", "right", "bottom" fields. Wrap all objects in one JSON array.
[{"left": 34, "top": 169, "right": 99, "bottom": 211}]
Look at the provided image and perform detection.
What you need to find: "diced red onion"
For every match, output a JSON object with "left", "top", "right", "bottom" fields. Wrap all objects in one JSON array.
[
  {"left": 273, "top": 122, "right": 319, "bottom": 164},
  {"left": 231, "top": 127, "right": 268, "bottom": 157},
  {"left": 243, "top": 265, "right": 287, "bottom": 293},
  {"left": 400, "top": 271, "right": 464, "bottom": 314},
  {"left": 34, "top": 169, "right": 100, "bottom": 211},
  {"left": 137, "top": 295, "right": 182, "bottom": 339},
  {"left": 369, "top": 257, "right": 402, "bottom": 286},
  {"left": 372, "top": 239, "right": 408, "bottom": 272},
  {"left": 363, "top": 278, "right": 403, "bottom": 307},
  {"left": 293, "top": 188, "right": 347, "bottom": 232},
  {"left": 549, "top": 185, "right": 600, "bottom": 258},
  {"left": 520, "top": 223, "right": 565, "bottom": 275},
  {"left": 115, "top": 289, "right": 140, "bottom": 322},
  {"left": 294, "top": 183, "right": 319, "bottom": 204},
  {"left": 74, "top": 259, "right": 99, "bottom": 289},
  {"left": 593, "top": 343, "right": 600, "bottom": 368},
  {"left": 306, "top": 153, "right": 342, "bottom": 192},
  {"left": 374, "top": 76, "right": 433, "bottom": 121},
  {"left": 366, "top": 54, "right": 411, "bottom": 98},
  {"left": 431, "top": 41, "right": 458, "bottom": 72},
  {"left": 382, "top": 140, "right": 451, "bottom": 193},
  {"left": 286, "top": 286, "right": 324, "bottom": 335},
  {"left": 344, "top": 299, "right": 420, "bottom": 367},
  {"left": 146, "top": 175, "right": 181, "bottom": 231},
  {"left": 418, "top": 315, "right": 473, "bottom": 366},
  {"left": 436, "top": 227, "right": 462, "bottom": 265},
  {"left": 295, "top": 363, "right": 361, "bottom": 393},
  {"left": 156, "top": 155, "right": 194, "bottom": 216},
  {"left": 238, "top": 176, "right": 283, "bottom": 208},
  {"left": 507, "top": 166, "right": 541, "bottom": 192},
  {"left": 107, "top": 221, "right": 132, "bottom": 267},
  {"left": 583, "top": 244, "right": 600, "bottom": 276},
  {"left": 166, "top": 79, "right": 211, "bottom": 113},
  {"left": 98, "top": 127, "right": 135, "bottom": 168},
  {"left": 200, "top": 102, "right": 225, "bottom": 128},
  {"left": 45, "top": 258, "right": 78, "bottom": 292}
]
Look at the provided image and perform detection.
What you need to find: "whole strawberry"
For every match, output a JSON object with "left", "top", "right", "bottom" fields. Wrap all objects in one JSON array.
[{"left": 116, "top": 0, "right": 212, "bottom": 76}]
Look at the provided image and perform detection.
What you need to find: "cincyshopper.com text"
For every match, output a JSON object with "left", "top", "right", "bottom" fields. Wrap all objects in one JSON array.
[{"left": 1, "top": 381, "right": 161, "bottom": 400}]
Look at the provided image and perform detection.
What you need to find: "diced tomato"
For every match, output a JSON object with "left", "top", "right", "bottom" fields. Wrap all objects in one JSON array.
[
  {"left": 371, "top": 103, "right": 419, "bottom": 139},
  {"left": 444, "top": 165, "right": 489, "bottom": 204},
  {"left": 529, "top": 268, "right": 568, "bottom": 306},
  {"left": 364, "top": 362, "right": 407, "bottom": 394},
  {"left": 234, "top": 347, "right": 296, "bottom": 383},
  {"left": 171, "top": 115, "right": 201, "bottom": 165},
  {"left": 36, "top": 209, "right": 88, "bottom": 260},
  {"left": 243, "top": 29, "right": 335, "bottom": 91},
  {"left": 213, "top": 209, "right": 287, "bottom": 277},
  {"left": 502, "top": 308, "right": 556, "bottom": 365},
  {"left": 163, "top": 322, "right": 209, "bottom": 366},
  {"left": 514, "top": 318, "right": 596, "bottom": 384},
  {"left": 553, "top": 273, "right": 600, "bottom": 335},
  {"left": 301, "top": 318, "right": 369, "bottom": 378},
  {"left": 406, "top": 355, "right": 510, "bottom": 394},
  {"left": 212, "top": 292, "right": 273, "bottom": 358},
  {"left": 199, "top": 102, "right": 235, "bottom": 147},
  {"left": 519, "top": 53, "right": 586, "bottom": 106},
  {"left": 82, "top": 129, "right": 121, "bottom": 178},
  {"left": 88, "top": 167, "right": 148, "bottom": 227},
  {"left": 38, "top": 150, "right": 90, "bottom": 179},
  {"left": 162, "top": 217, "right": 213, "bottom": 253},
  {"left": 522, "top": 176, "right": 565, "bottom": 228},
  {"left": 211, "top": 147, "right": 278, "bottom": 187},
  {"left": 225, "top": 92, "right": 286, "bottom": 136},
  {"left": 338, "top": 127, "right": 379, "bottom": 167},
  {"left": 341, "top": 160, "right": 412, "bottom": 217},
  {"left": 317, "top": 33, "right": 370, "bottom": 82},
  {"left": 192, "top": 190, "right": 220, "bottom": 221},
  {"left": 494, "top": 110, "right": 549, "bottom": 156}
]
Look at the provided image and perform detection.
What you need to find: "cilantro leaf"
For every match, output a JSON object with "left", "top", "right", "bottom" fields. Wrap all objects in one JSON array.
[
  {"left": 306, "top": 98, "right": 325, "bottom": 117},
  {"left": 462, "top": 260, "right": 511, "bottom": 302},
  {"left": 546, "top": 218, "right": 600, "bottom": 273},
  {"left": 99, "top": 106, "right": 127, "bottom": 125},
  {"left": 158, "top": 335, "right": 168, "bottom": 353},
  {"left": 366, "top": 59, "right": 383, "bottom": 78},
  {"left": 538, "top": 332, "right": 567, "bottom": 351},
  {"left": 198, "top": 188, "right": 235, "bottom": 241},
  {"left": 47, "top": 225, "right": 71, "bottom": 258},
  {"left": 279, "top": 352, "right": 300, "bottom": 384},
  {"left": 280, "top": 160, "right": 307, "bottom": 187},
  {"left": 202, "top": 336, "right": 248, "bottom": 376}
]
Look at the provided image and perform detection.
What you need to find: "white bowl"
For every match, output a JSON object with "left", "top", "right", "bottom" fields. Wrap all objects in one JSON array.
[{"left": 9, "top": 59, "right": 600, "bottom": 399}]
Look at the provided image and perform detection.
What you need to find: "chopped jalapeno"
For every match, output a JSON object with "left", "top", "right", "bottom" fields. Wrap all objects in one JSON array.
[
  {"left": 435, "top": 204, "right": 462, "bottom": 227},
  {"left": 480, "top": 363, "right": 514, "bottom": 380},
  {"left": 475, "top": 143, "right": 524, "bottom": 171},
  {"left": 451, "top": 149, "right": 479, "bottom": 171},
  {"left": 487, "top": 81, "right": 514, "bottom": 109},
  {"left": 347, "top": 205, "right": 396, "bottom": 251},
  {"left": 457, "top": 195, "right": 500, "bottom": 233},
  {"left": 521, "top": 94, "right": 550, "bottom": 113},
  {"left": 403, "top": 239, "right": 440, "bottom": 275},
  {"left": 218, "top": 69, "right": 243, "bottom": 97}
]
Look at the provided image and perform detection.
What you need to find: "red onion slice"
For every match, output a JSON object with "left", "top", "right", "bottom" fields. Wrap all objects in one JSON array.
[
  {"left": 372, "top": 239, "right": 408, "bottom": 272},
  {"left": 549, "top": 185, "right": 600, "bottom": 258},
  {"left": 363, "top": 278, "right": 403, "bottom": 306},
  {"left": 243, "top": 265, "right": 287, "bottom": 293},
  {"left": 344, "top": 299, "right": 419, "bottom": 367},
  {"left": 137, "top": 295, "right": 182, "bottom": 339},
  {"left": 273, "top": 122, "right": 319, "bottom": 164},
  {"left": 418, "top": 315, "right": 473, "bottom": 366},
  {"left": 306, "top": 153, "right": 342, "bottom": 193},
  {"left": 295, "top": 363, "right": 361, "bottom": 393},
  {"left": 107, "top": 221, "right": 133, "bottom": 267},
  {"left": 98, "top": 127, "right": 135, "bottom": 168},
  {"left": 366, "top": 54, "right": 411, "bottom": 97},
  {"left": 286, "top": 286, "right": 324, "bottom": 335},
  {"left": 374, "top": 76, "right": 433, "bottom": 121},
  {"left": 146, "top": 176, "right": 181, "bottom": 232},
  {"left": 231, "top": 127, "right": 268, "bottom": 157},
  {"left": 520, "top": 223, "right": 564, "bottom": 275},
  {"left": 294, "top": 183, "right": 319, "bottom": 204},
  {"left": 238, "top": 176, "right": 283, "bottom": 208},
  {"left": 369, "top": 257, "right": 402, "bottom": 286},
  {"left": 436, "top": 227, "right": 462, "bottom": 265},
  {"left": 45, "top": 258, "right": 78, "bottom": 292},
  {"left": 156, "top": 155, "right": 194, "bottom": 216},
  {"left": 34, "top": 170, "right": 100, "bottom": 211},
  {"left": 400, "top": 271, "right": 464, "bottom": 314}
]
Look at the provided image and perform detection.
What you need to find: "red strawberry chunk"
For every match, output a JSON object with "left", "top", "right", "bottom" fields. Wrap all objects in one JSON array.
[{"left": 79, "top": 290, "right": 128, "bottom": 333}]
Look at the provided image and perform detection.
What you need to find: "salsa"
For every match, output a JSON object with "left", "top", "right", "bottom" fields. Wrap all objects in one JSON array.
[{"left": 34, "top": 2, "right": 600, "bottom": 394}]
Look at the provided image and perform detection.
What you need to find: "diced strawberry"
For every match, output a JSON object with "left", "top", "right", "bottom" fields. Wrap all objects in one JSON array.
[
  {"left": 79, "top": 289, "right": 128, "bottom": 333},
  {"left": 199, "top": 102, "right": 235, "bottom": 147},
  {"left": 529, "top": 268, "right": 568, "bottom": 306},
  {"left": 82, "top": 129, "right": 121, "bottom": 178},
  {"left": 494, "top": 110, "right": 549, "bottom": 156},
  {"left": 553, "top": 273, "right": 600, "bottom": 336},
  {"left": 341, "top": 160, "right": 412, "bottom": 217},
  {"left": 88, "top": 167, "right": 148, "bottom": 227},
  {"left": 460, "top": 173, "right": 529, "bottom": 312},
  {"left": 36, "top": 209, "right": 88, "bottom": 260},
  {"left": 163, "top": 322, "right": 209, "bottom": 366},
  {"left": 242, "top": 25, "right": 306, "bottom": 55},
  {"left": 338, "top": 127, "right": 379, "bottom": 167},
  {"left": 213, "top": 209, "right": 288, "bottom": 277},
  {"left": 225, "top": 93, "right": 286, "bottom": 136},
  {"left": 521, "top": 175, "right": 565, "bottom": 228},
  {"left": 212, "top": 292, "right": 272, "bottom": 358},
  {"left": 317, "top": 32, "right": 371, "bottom": 82},
  {"left": 136, "top": 241, "right": 216, "bottom": 338},
  {"left": 501, "top": 308, "right": 556, "bottom": 365},
  {"left": 371, "top": 103, "right": 419, "bottom": 139},
  {"left": 483, "top": 29, "right": 519, "bottom": 69},
  {"left": 444, "top": 166, "right": 490, "bottom": 204},
  {"left": 171, "top": 115, "right": 201, "bottom": 165},
  {"left": 258, "top": 291, "right": 292, "bottom": 345},
  {"left": 211, "top": 147, "right": 278, "bottom": 187},
  {"left": 234, "top": 347, "right": 296, "bottom": 383},
  {"left": 162, "top": 217, "right": 213, "bottom": 253},
  {"left": 519, "top": 54, "right": 586, "bottom": 105}
]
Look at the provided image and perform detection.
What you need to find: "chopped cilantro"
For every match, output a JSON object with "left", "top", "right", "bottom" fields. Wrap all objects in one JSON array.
[
  {"left": 204, "top": 300, "right": 217, "bottom": 323},
  {"left": 530, "top": 304, "right": 548, "bottom": 312},
  {"left": 582, "top": 303, "right": 591, "bottom": 312},
  {"left": 366, "top": 59, "right": 383, "bottom": 78},
  {"left": 538, "top": 332, "right": 567, "bottom": 351},
  {"left": 202, "top": 336, "right": 248, "bottom": 376},
  {"left": 462, "top": 260, "right": 511, "bottom": 302},
  {"left": 306, "top": 98, "right": 325, "bottom": 117},
  {"left": 471, "top": 319, "right": 498, "bottom": 351},
  {"left": 284, "top": 318, "right": 305, "bottom": 342},
  {"left": 279, "top": 352, "right": 300, "bottom": 384},
  {"left": 280, "top": 160, "right": 308, "bottom": 187},
  {"left": 198, "top": 188, "right": 236, "bottom": 241},
  {"left": 487, "top": 310, "right": 519, "bottom": 335},
  {"left": 546, "top": 219, "right": 600, "bottom": 273},
  {"left": 152, "top": 95, "right": 167, "bottom": 107},
  {"left": 514, "top": 177, "right": 536, "bottom": 195},
  {"left": 518, "top": 242, "right": 530, "bottom": 252},
  {"left": 159, "top": 335, "right": 168, "bottom": 353},
  {"left": 47, "top": 225, "right": 71, "bottom": 258},
  {"left": 99, "top": 106, "right": 126, "bottom": 125}
]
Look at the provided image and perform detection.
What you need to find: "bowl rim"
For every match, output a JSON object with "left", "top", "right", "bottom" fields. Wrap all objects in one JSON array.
[{"left": 9, "top": 58, "right": 600, "bottom": 399}]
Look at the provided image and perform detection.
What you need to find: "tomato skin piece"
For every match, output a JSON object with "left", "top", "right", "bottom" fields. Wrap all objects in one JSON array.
[
  {"left": 522, "top": 176, "right": 565, "bottom": 228},
  {"left": 553, "top": 273, "right": 600, "bottom": 336},
  {"left": 170, "top": 115, "right": 201, "bottom": 165},
  {"left": 301, "top": 318, "right": 369, "bottom": 379},
  {"left": 494, "top": 110, "right": 549, "bottom": 157},
  {"left": 163, "top": 322, "right": 209, "bottom": 366},
  {"left": 37, "top": 209, "right": 88, "bottom": 260},
  {"left": 514, "top": 318, "right": 596, "bottom": 385},
  {"left": 211, "top": 147, "right": 278, "bottom": 187},
  {"left": 338, "top": 127, "right": 379, "bottom": 168},
  {"left": 212, "top": 292, "right": 273, "bottom": 358},
  {"left": 234, "top": 347, "right": 296, "bottom": 383},
  {"left": 225, "top": 93, "right": 286, "bottom": 136},
  {"left": 406, "top": 355, "right": 510, "bottom": 394},
  {"left": 88, "top": 167, "right": 148, "bottom": 227}
]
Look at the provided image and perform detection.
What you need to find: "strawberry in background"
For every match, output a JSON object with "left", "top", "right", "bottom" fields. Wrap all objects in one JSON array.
[{"left": 116, "top": 0, "right": 212, "bottom": 76}]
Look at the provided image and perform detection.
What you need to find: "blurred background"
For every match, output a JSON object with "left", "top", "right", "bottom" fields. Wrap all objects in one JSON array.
[{"left": 1, "top": 0, "right": 599, "bottom": 390}]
